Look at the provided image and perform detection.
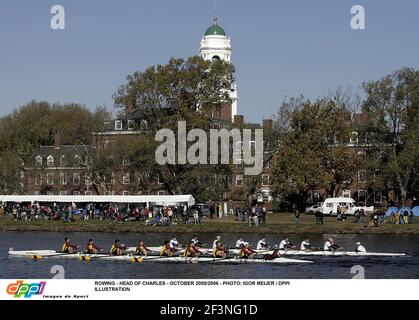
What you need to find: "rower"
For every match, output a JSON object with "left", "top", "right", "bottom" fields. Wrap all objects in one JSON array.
[
  {"left": 239, "top": 244, "right": 257, "bottom": 259},
  {"left": 160, "top": 240, "right": 173, "bottom": 257},
  {"left": 279, "top": 237, "right": 296, "bottom": 250},
  {"left": 61, "top": 237, "right": 80, "bottom": 254},
  {"left": 169, "top": 236, "right": 179, "bottom": 251},
  {"left": 355, "top": 242, "right": 366, "bottom": 253},
  {"left": 300, "top": 238, "right": 315, "bottom": 251},
  {"left": 256, "top": 238, "right": 269, "bottom": 250},
  {"left": 136, "top": 240, "right": 152, "bottom": 256},
  {"left": 184, "top": 242, "right": 201, "bottom": 257},
  {"left": 235, "top": 236, "right": 248, "bottom": 249},
  {"left": 212, "top": 236, "right": 221, "bottom": 249},
  {"left": 110, "top": 239, "right": 126, "bottom": 256},
  {"left": 324, "top": 238, "right": 342, "bottom": 251},
  {"left": 263, "top": 245, "right": 281, "bottom": 261},
  {"left": 85, "top": 239, "right": 100, "bottom": 254},
  {"left": 191, "top": 235, "right": 203, "bottom": 248},
  {"left": 213, "top": 240, "right": 227, "bottom": 259}
]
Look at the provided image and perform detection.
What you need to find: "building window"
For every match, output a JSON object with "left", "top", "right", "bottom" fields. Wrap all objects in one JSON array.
[
  {"left": 60, "top": 155, "right": 67, "bottom": 167},
  {"left": 35, "top": 174, "right": 42, "bottom": 186},
  {"left": 60, "top": 173, "right": 68, "bottom": 185},
  {"left": 73, "top": 191, "right": 80, "bottom": 195},
  {"left": 313, "top": 190, "right": 320, "bottom": 204},
  {"left": 342, "top": 190, "right": 351, "bottom": 198},
  {"left": 74, "top": 155, "right": 80, "bottom": 167},
  {"left": 236, "top": 175, "right": 243, "bottom": 187},
  {"left": 47, "top": 173, "right": 54, "bottom": 185},
  {"left": 115, "top": 120, "right": 123, "bottom": 131},
  {"left": 110, "top": 173, "right": 115, "bottom": 185},
  {"left": 358, "top": 190, "right": 367, "bottom": 204},
  {"left": 85, "top": 173, "right": 93, "bottom": 186},
  {"left": 36, "top": 156, "right": 42, "bottom": 167},
  {"left": 60, "top": 191, "right": 67, "bottom": 196},
  {"left": 127, "top": 120, "right": 135, "bottom": 131},
  {"left": 350, "top": 132, "right": 359, "bottom": 144},
  {"left": 46, "top": 191, "right": 53, "bottom": 196},
  {"left": 358, "top": 151, "right": 366, "bottom": 158},
  {"left": 123, "top": 158, "right": 130, "bottom": 166},
  {"left": 17, "top": 170, "right": 25, "bottom": 179},
  {"left": 123, "top": 191, "right": 130, "bottom": 196},
  {"left": 47, "top": 156, "right": 55, "bottom": 167},
  {"left": 34, "top": 191, "right": 40, "bottom": 195},
  {"left": 107, "top": 191, "right": 115, "bottom": 196},
  {"left": 85, "top": 191, "right": 92, "bottom": 196},
  {"left": 73, "top": 173, "right": 81, "bottom": 185},
  {"left": 158, "top": 190, "right": 166, "bottom": 196},
  {"left": 158, "top": 174, "right": 164, "bottom": 185},
  {"left": 123, "top": 172, "right": 130, "bottom": 185},
  {"left": 262, "top": 174, "right": 270, "bottom": 187},
  {"left": 358, "top": 170, "right": 367, "bottom": 183},
  {"left": 374, "top": 191, "right": 382, "bottom": 204}
]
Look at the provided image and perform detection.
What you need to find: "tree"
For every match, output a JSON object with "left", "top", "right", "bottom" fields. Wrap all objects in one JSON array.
[{"left": 361, "top": 68, "right": 419, "bottom": 201}]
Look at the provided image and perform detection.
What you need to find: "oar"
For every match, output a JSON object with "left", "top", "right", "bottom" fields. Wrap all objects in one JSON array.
[{"left": 30, "top": 252, "right": 79, "bottom": 260}]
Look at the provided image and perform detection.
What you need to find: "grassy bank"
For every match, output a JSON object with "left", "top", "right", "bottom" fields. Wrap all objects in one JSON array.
[{"left": 0, "top": 214, "right": 418, "bottom": 234}]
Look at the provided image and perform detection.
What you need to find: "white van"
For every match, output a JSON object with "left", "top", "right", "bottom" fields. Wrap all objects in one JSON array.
[{"left": 320, "top": 197, "right": 374, "bottom": 216}]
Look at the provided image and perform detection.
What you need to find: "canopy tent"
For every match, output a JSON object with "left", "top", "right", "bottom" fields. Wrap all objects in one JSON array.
[
  {"left": 413, "top": 206, "right": 419, "bottom": 217},
  {"left": 0, "top": 195, "right": 195, "bottom": 207},
  {"left": 385, "top": 206, "right": 418, "bottom": 217},
  {"left": 384, "top": 207, "right": 399, "bottom": 216}
]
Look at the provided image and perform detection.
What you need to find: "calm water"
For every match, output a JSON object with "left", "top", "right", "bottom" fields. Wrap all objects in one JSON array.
[{"left": 0, "top": 232, "right": 418, "bottom": 279}]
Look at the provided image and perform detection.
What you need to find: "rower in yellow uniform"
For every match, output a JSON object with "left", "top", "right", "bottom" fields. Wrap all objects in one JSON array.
[
  {"left": 213, "top": 240, "right": 227, "bottom": 259},
  {"left": 61, "top": 237, "right": 80, "bottom": 254},
  {"left": 110, "top": 239, "right": 126, "bottom": 256},
  {"left": 183, "top": 242, "right": 201, "bottom": 257},
  {"left": 136, "top": 240, "right": 152, "bottom": 256},
  {"left": 160, "top": 240, "right": 173, "bottom": 257},
  {"left": 85, "top": 239, "right": 101, "bottom": 254},
  {"left": 240, "top": 244, "right": 257, "bottom": 259}
]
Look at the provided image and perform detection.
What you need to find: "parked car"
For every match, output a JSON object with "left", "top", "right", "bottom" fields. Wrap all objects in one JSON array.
[
  {"left": 305, "top": 203, "right": 323, "bottom": 215},
  {"left": 320, "top": 197, "right": 374, "bottom": 216},
  {"left": 187, "top": 203, "right": 210, "bottom": 217}
]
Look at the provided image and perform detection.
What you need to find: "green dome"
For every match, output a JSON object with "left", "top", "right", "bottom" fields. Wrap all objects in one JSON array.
[{"left": 205, "top": 23, "right": 226, "bottom": 36}]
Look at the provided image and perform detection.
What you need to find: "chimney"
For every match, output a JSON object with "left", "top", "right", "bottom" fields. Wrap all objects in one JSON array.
[
  {"left": 263, "top": 119, "right": 273, "bottom": 130},
  {"left": 91, "top": 135, "right": 97, "bottom": 147},
  {"left": 234, "top": 115, "right": 244, "bottom": 125},
  {"left": 126, "top": 103, "right": 133, "bottom": 114},
  {"left": 54, "top": 134, "right": 61, "bottom": 149}
]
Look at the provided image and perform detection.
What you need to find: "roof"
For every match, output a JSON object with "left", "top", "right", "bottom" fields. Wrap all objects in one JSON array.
[
  {"left": 0, "top": 195, "right": 196, "bottom": 206},
  {"left": 205, "top": 18, "right": 226, "bottom": 36}
]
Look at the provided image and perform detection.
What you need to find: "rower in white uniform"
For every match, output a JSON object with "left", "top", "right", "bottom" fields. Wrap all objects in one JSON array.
[
  {"left": 324, "top": 238, "right": 342, "bottom": 251},
  {"left": 300, "top": 238, "right": 315, "bottom": 251},
  {"left": 355, "top": 242, "right": 366, "bottom": 253},
  {"left": 235, "top": 236, "right": 248, "bottom": 249},
  {"left": 279, "top": 237, "right": 296, "bottom": 250},
  {"left": 213, "top": 236, "right": 221, "bottom": 249},
  {"left": 169, "top": 236, "right": 179, "bottom": 251},
  {"left": 257, "top": 238, "right": 269, "bottom": 250}
]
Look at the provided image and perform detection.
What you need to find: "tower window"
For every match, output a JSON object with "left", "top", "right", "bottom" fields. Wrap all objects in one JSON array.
[{"left": 212, "top": 55, "right": 221, "bottom": 62}]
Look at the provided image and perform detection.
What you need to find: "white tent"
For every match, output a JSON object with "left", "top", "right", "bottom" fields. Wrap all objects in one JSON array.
[{"left": 0, "top": 195, "right": 195, "bottom": 207}]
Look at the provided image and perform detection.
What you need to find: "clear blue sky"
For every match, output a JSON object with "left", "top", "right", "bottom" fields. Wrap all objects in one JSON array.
[{"left": 0, "top": 0, "right": 418, "bottom": 122}]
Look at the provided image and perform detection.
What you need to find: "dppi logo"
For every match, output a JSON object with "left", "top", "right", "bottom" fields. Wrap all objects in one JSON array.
[{"left": 6, "top": 281, "right": 46, "bottom": 298}]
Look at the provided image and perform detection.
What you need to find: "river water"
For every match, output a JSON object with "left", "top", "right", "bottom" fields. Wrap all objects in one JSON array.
[{"left": 0, "top": 232, "right": 418, "bottom": 279}]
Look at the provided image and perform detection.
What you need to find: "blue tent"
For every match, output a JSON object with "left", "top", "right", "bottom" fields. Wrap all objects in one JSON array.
[
  {"left": 385, "top": 207, "right": 399, "bottom": 216},
  {"left": 413, "top": 206, "right": 419, "bottom": 217}
]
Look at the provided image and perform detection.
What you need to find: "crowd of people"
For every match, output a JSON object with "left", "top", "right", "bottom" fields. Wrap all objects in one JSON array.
[{"left": 234, "top": 205, "right": 268, "bottom": 227}]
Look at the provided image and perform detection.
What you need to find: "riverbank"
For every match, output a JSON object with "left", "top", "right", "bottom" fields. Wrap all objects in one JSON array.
[{"left": 0, "top": 214, "right": 418, "bottom": 234}]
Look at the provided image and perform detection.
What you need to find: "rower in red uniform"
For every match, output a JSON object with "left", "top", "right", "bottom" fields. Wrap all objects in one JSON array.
[
  {"left": 184, "top": 242, "right": 202, "bottom": 257},
  {"left": 213, "top": 240, "right": 228, "bottom": 259},
  {"left": 110, "top": 239, "right": 126, "bottom": 256},
  {"left": 136, "top": 240, "right": 152, "bottom": 256},
  {"left": 160, "top": 240, "right": 173, "bottom": 257},
  {"left": 85, "top": 239, "right": 100, "bottom": 254},
  {"left": 61, "top": 237, "right": 80, "bottom": 254},
  {"left": 239, "top": 244, "right": 257, "bottom": 259}
]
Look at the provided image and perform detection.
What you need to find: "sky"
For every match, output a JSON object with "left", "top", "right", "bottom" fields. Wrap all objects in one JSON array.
[{"left": 0, "top": 0, "right": 418, "bottom": 122}]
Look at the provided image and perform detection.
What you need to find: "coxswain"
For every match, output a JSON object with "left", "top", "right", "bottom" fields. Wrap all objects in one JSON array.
[
  {"left": 169, "top": 236, "right": 180, "bottom": 251},
  {"left": 235, "top": 236, "right": 248, "bottom": 249},
  {"left": 300, "top": 238, "right": 315, "bottom": 251},
  {"left": 355, "top": 242, "right": 366, "bottom": 253},
  {"left": 110, "top": 239, "right": 126, "bottom": 256},
  {"left": 263, "top": 246, "right": 281, "bottom": 261},
  {"left": 324, "top": 238, "right": 342, "bottom": 251},
  {"left": 160, "top": 240, "right": 173, "bottom": 257},
  {"left": 136, "top": 240, "right": 152, "bottom": 256},
  {"left": 213, "top": 240, "right": 227, "bottom": 259},
  {"left": 184, "top": 242, "right": 201, "bottom": 257},
  {"left": 240, "top": 244, "right": 257, "bottom": 259},
  {"left": 256, "top": 238, "right": 269, "bottom": 250},
  {"left": 279, "top": 237, "right": 296, "bottom": 250},
  {"left": 85, "top": 239, "right": 100, "bottom": 254},
  {"left": 191, "top": 235, "right": 203, "bottom": 248},
  {"left": 212, "top": 236, "right": 221, "bottom": 249},
  {"left": 61, "top": 237, "right": 80, "bottom": 254}
]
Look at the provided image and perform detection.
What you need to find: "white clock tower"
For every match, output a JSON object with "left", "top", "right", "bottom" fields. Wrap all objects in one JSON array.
[{"left": 200, "top": 17, "right": 238, "bottom": 122}]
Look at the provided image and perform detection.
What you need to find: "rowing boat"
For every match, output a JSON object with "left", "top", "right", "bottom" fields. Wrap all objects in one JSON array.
[{"left": 8, "top": 249, "right": 312, "bottom": 264}]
